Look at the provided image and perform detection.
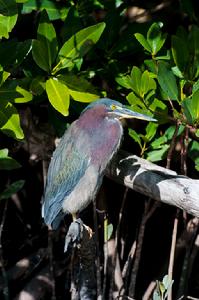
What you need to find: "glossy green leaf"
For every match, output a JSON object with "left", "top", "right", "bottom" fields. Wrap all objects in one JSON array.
[
  {"left": 196, "top": 129, "right": 199, "bottom": 137},
  {"left": 0, "top": 99, "right": 24, "bottom": 139},
  {"left": 171, "top": 35, "right": 189, "bottom": 74},
  {"left": 0, "top": 180, "right": 25, "bottom": 200},
  {"left": 22, "top": 0, "right": 68, "bottom": 20},
  {"left": 171, "top": 66, "right": 183, "bottom": 79},
  {"left": 145, "top": 123, "right": 158, "bottom": 141},
  {"left": 130, "top": 66, "right": 142, "bottom": 95},
  {"left": 189, "top": 141, "right": 199, "bottom": 172},
  {"left": 52, "top": 22, "right": 106, "bottom": 73},
  {"left": 16, "top": 0, "right": 28, "bottom": 3},
  {"left": 46, "top": 78, "right": 70, "bottom": 116},
  {"left": 58, "top": 74, "right": 98, "bottom": 94},
  {"left": 69, "top": 90, "right": 99, "bottom": 103},
  {"left": 36, "top": 11, "right": 58, "bottom": 70},
  {"left": 57, "top": 74, "right": 100, "bottom": 102},
  {"left": 151, "top": 135, "right": 167, "bottom": 149},
  {"left": 147, "top": 144, "right": 169, "bottom": 162},
  {"left": 182, "top": 89, "right": 199, "bottom": 124},
  {"left": 32, "top": 40, "right": 51, "bottom": 72},
  {"left": 0, "top": 85, "right": 32, "bottom": 103},
  {"left": 0, "top": 0, "right": 18, "bottom": 39},
  {"left": 115, "top": 75, "right": 133, "bottom": 89},
  {"left": 134, "top": 33, "right": 151, "bottom": 52},
  {"left": 129, "top": 129, "right": 142, "bottom": 148},
  {"left": 126, "top": 92, "right": 144, "bottom": 107},
  {"left": 140, "top": 70, "right": 156, "bottom": 97},
  {"left": 0, "top": 69, "right": 10, "bottom": 87},
  {"left": 144, "top": 59, "right": 157, "bottom": 74},
  {"left": 0, "top": 148, "right": 21, "bottom": 170},
  {"left": 157, "top": 62, "right": 179, "bottom": 101},
  {"left": 147, "top": 23, "right": 166, "bottom": 55},
  {"left": 149, "top": 98, "right": 167, "bottom": 113},
  {"left": 188, "top": 25, "right": 199, "bottom": 78},
  {"left": 193, "top": 79, "right": 199, "bottom": 93},
  {"left": 190, "top": 89, "right": 199, "bottom": 121}
]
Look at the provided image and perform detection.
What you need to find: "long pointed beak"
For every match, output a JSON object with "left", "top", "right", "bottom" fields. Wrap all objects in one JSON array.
[{"left": 114, "top": 106, "right": 157, "bottom": 122}]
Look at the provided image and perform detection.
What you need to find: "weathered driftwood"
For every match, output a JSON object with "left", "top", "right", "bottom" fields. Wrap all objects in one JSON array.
[{"left": 107, "top": 152, "right": 199, "bottom": 218}]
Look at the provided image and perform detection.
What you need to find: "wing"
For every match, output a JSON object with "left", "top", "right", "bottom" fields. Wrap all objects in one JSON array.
[{"left": 42, "top": 122, "right": 90, "bottom": 229}]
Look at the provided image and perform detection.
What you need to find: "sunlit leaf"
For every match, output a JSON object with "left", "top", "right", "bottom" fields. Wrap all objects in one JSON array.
[
  {"left": 0, "top": 99, "right": 24, "bottom": 139},
  {"left": 52, "top": 22, "right": 106, "bottom": 73},
  {"left": 115, "top": 75, "right": 133, "bottom": 89},
  {"left": 140, "top": 70, "right": 156, "bottom": 97},
  {"left": 0, "top": 0, "right": 18, "bottom": 39},
  {"left": 134, "top": 33, "right": 151, "bottom": 53},
  {"left": 147, "top": 144, "right": 170, "bottom": 162},
  {"left": 22, "top": 0, "right": 68, "bottom": 20},
  {"left": 0, "top": 84, "right": 32, "bottom": 103},
  {"left": 145, "top": 122, "right": 158, "bottom": 141},
  {"left": 147, "top": 22, "right": 167, "bottom": 55},
  {"left": 126, "top": 92, "right": 144, "bottom": 107},
  {"left": 46, "top": 77, "right": 70, "bottom": 116},
  {"left": 130, "top": 66, "right": 142, "bottom": 95},
  {"left": 182, "top": 89, "right": 199, "bottom": 124},
  {"left": 129, "top": 129, "right": 142, "bottom": 148},
  {"left": 69, "top": 90, "right": 99, "bottom": 103}
]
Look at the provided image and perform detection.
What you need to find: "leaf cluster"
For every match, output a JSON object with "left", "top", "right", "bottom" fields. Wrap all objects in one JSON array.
[{"left": 117, "top": 22, "right": 199, "bottom": 171}]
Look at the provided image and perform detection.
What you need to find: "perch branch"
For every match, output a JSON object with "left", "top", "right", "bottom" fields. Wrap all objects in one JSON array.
[{"left": 107, "top": 152, "right": 199, "bottom": 218}]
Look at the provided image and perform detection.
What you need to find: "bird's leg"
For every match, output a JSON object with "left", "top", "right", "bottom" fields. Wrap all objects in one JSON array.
[{"left": 72, "top": 213, "right": 77, "bottom": 221}]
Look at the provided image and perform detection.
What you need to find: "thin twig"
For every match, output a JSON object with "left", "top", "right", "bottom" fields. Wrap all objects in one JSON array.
[
  {"left": 142, "top": 281, "right": 157, "bottom": 300},
  {"left": 181, "top": 126, "right": 189, "bottom": 176},
  {"left": 166, "top": 121, "right": 180, "bottom": 169},
  {"left": 176, "top": 127, "right": 192, "bottom": 299},
  {"left": 166, "top": 122, "right": 181, "bottom": 300},
  {"left": 128, "top": 199, "right": 157, "bottom": 298},
  {"left": 93, "top": 199, "right": 102, "bottom": 300},
  {"left": 168, "top": 209, "right": 180, "bottom": 300},
  {"left": 109, "top": 188, "right": 128, "bottom": 300},
  {"left": 103, "top": 214, "right": 108, "bottom": 300}
]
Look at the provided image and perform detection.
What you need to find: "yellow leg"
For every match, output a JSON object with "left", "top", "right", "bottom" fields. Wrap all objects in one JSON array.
[{"left": 72, "top": 213, "right": 77, "bottom": 221}]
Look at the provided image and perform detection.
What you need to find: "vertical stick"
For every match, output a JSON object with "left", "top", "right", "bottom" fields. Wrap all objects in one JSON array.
[
  {"left": 93, "top": 199, "right": 102, "bottom": 300},
  {"left": 168, "top": 210, "right": 179, "bottom": 300}
]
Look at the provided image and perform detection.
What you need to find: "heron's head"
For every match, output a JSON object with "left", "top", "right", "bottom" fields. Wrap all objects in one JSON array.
[{"left": 82, "top": 98, "right": 156, "bottom": 122}]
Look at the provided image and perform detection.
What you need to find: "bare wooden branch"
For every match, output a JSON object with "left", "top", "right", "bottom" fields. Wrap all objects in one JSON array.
[{"left": 107, "top": 152, "right": 199, "bottom": 218}]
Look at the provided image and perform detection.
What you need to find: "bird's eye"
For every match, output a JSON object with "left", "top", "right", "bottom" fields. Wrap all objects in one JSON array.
[{"left": 111, "top": 104, "right": 117, "bottom": 110}]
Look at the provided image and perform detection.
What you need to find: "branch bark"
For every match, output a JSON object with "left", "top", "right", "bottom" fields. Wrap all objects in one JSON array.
[{"left": 107, "top": 151, "right": 199, "bottom": 218}]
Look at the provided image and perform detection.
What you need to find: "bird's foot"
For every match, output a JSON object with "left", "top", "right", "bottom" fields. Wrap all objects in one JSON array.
[
  {"left": 83, "top": 224, "right": 93, "bottom": 239},
  {"left": 64, "top": 218, "right": 93, "bottom": 252}
]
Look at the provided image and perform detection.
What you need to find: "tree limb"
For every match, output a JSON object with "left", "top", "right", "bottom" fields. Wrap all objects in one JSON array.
[{"left": 107, "top": 152, "right": 199, "bottom": 217}]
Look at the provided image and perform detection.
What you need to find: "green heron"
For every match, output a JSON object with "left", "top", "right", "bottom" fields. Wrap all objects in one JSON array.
[{"left": 42, "top": 98, "right": 156, "bottom": 229}]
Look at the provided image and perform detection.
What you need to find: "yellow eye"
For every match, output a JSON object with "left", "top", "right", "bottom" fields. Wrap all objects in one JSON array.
[{"left": 111, "top": 104, "right": 117, "bottom": 110}]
